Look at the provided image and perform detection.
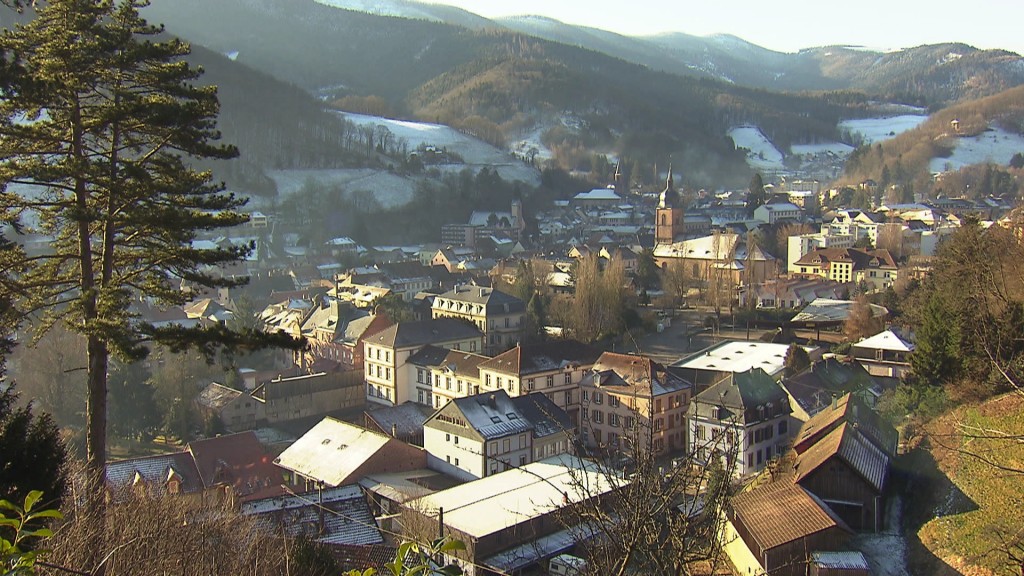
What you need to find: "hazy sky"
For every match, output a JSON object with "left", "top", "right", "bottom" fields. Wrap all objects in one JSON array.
[{"left": 425, "top": 0, "right": 1024, "bottom": 55}]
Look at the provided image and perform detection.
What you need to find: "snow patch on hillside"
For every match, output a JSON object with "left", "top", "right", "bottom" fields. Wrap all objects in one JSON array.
[
  {"left": 313, "top": 0, "right": 440, "bottom": 21},
  {"left": 928, "top": 127, "right": 1024, "bottom": 173},
  {"left": 790, "top": 142, "right": 855, "bottom": 156},
  {"left": 338, "top": 111, "right": 540, "bottom": 185},
  {"left": 839, "top": 115, "right": 927, "bottom": 145},
  {"left": 728, "top": 125, "right": 784, "bottom": 170}
]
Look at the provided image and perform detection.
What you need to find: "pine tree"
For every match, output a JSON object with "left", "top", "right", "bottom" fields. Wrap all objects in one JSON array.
[
  {"left": 747, "top": 173, "right": 766, "bottom": 216},
  {"left": 0, "top": 0, "right": 299, "bottom": 524}
]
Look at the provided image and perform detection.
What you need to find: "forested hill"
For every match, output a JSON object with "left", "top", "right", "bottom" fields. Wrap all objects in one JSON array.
[{"left": 138, "top": 0, "right": 873, "bottom": 187}]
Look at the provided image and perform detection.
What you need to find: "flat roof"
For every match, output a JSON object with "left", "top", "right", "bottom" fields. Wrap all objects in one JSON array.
[
  {"left": 672, "top": 340, "right": 814, "bottom": 376},
  {"left": 411, "top": 455, "right": 621, "bottom": 539}
]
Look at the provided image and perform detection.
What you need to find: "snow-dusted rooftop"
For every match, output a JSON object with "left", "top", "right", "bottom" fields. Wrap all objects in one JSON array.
[
  {"left": 854, "top": 329, "right": 914, "bottom": 352},
  {"left": 672, "top": 340, "right": 815, "bottom": 376}
]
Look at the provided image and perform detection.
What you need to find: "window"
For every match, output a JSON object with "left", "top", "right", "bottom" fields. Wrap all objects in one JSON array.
[
  {"left": 520, "top": 455, "right": 526, "bottom": 466},
  {"left": 376, "top": 365, "right": 382, "bottom": 378},
  {"left": 756, "top": 450, "right": 763, "bottom": 465},
  {"left": 454, "top": 457, "right": 459, "bottom": 466},
  {"left": 367, "top": 365, "right": 372, "bottom": 376},
  {"left": 497, "top": 377, "right": 503, "bottom": 388},
  {"left": 582, "top": 390, "right": 589, "bottom": 402},
  {"left": 385, "top": 351, "right": 390, "bottom": 362},
  {"left": 375, "top": 348, "right": 380, "bottom": 360},
  {"left": 385, "top": 367, "right": 390, "bottom": 381},
  {"left": 656, "top": 399, "right": 662, "bottom": 413},
  {"left": 592, "top": 411, "right": 603, "bottom": 424},
  {"left": 446, "top": 455, "right": 450, "bottom": 463},
  {"left": 582, "top": 408, "right": 589, "bottom": 421},
  {"left": 624, "top": 416, "right": 634, "bottom": 430},
  {"left": 417, "top": 369, "right": 425, "bottom": 384},
  {"left": 457, "top": 380, "right": 463, "bottom": 393},
  {"left": 609, "top": 413, "right": 620, "bottom": 427},
  {"left": 488, "top": 442, "right": 497, "bottom": 455},
  {"left": 519, "top": 435, "right": 526, "bottom": 449},
  {"left": 747, "top": 453, "right": 753, "bottom": 467},
  {"left": 609, "top": 396, "right": 620, "bottom": 408},
  {"left": 696, "top": 425, "right": 706, "bottom": 441},
  {"left": 527, "top": 378, "right": 535, "bottom": 391},
  {"left": 564, "top": 390, "right": 572, "bottom": 405},
  {"left": 655, "top": 418, "right": 663, "bottom": 432},
  {"left": 418, "top": 390, "right": 424, "bottom": 404},
  {"left": 779, "top": 420, "right": 788, "bottom": 435},
  {"left": 454, "top": 436, "right": 459, "bottom": 445},
  {"left": 564, "top": 373, "right": 572, "bottom": 384},
  {"left": 593, "top": 393, "right": 603, "bottom": 405},
  {"left": 503, "top": 438, "right": 511, "bottom": 452},
  {"left": 485, "top": 374, "right": 492, "bottom": 387},
  {"left": 546, "top": 375, "right": 554, "bottom": 388},
  {"left": 446, "top": 377, "right": 451, "bottom": 390}
]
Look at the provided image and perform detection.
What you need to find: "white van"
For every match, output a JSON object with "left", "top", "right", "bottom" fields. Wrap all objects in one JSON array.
[{"left": 549, "top": 554, "right": 587, "bottom": 575}]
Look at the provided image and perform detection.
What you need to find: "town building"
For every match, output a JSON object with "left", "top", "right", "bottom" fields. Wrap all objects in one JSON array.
[
  {"left": 363, "top": 318, "right": 484, "bottom": 406},
  {"left": 655, "top": 168, "right": 683, "bottom": 245},
  {"left": 670, "top": 340, "right": 818, "bottom": 388},
  {"left": 653, "top": 233, "right": 777, "bottom": 287},
  {"left": 274, "top": 417, "right": 426, "bottom": 491},
  {"left": 787, "top": 233, "right": 855, "bottom": 273},
  {"left": 476, "top": 340, "right": 602, "bottom": 423},
  {"left": 851, "top": 329, "right": 914, "bottom": 379},
  {"left": 687, "top": 368, "right": 793, "bottom": 477},
  {"left": 431, "top": 285, "right": 525, "bottom": 355},
  {"left": 423, "top": 389, "right": 572, "bottom": 480},
  {"left": 242, "top": 484, "right": 384, "bottom": 546},
  {"left": 577, "top": 352, "right": 692, "bottom": 456},
  {"left": 792, "top": 247, "right": 898, "bottom": 291},
  {"left": 404, "top": 455, "right": 623, "bottom": 575},
  {"left": 410, "top": 346, "right": 490, "bottom": 408}
]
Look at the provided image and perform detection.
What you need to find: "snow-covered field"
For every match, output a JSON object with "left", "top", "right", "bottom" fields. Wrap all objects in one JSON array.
[
  {"left": 790, "top": 142, "right": 856, "bottom": 156},
  {"left": 728, "top": 125, "right": 784, "bottom": 170},
  {"left": 338, "top": 111, "right": 541, "bottom": 185},
  {"left": 928, "top": 127, "right": 1024, "bottom": 173},
  {"left": 510, "top": 124, "right": 555, "bottom": 164},
  {"left": 839, "top": 115, "right": 927, "bottom": 145}
]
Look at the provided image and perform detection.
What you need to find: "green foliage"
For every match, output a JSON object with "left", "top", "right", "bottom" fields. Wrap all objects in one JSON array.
[
  {"left": 343, "top": 538, "right": 466, "bottom": 576},
  {"left": 291, "top": 537, "right": 339, "bottom": 576},
  {"left": 107, "top": 361, "right": 160, "bottom": 443},
  {"left": 746, "top": 173, "right": 766, "bottom": 215},
  {"left": 0, "top": 385, "right": 67, "bottom": 513},
  {"left": 783, "top": 343, "right": 811, "bottom": 377},
  {"left": 877, "top": 382, "right": 949, "bottom": 426},
  {"left": 910, "top": 295, "right": 963, "bottom": 386},
  {"left": 371, "top": 293, "right": 415, "bottom": 324},
  {"left": 0, "top": 490, "right": 63, "bottom": 573}
]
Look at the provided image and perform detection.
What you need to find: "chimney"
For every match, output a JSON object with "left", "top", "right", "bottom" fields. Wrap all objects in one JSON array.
[
  {"left": 831, "top": 395, "right": 838, "bottom": 411},
  {"left": 489, "top": 394, "right": 497, "bottom": 409},
  {"left": 392, "top": 424, "right": 398, "bottom": 438}
]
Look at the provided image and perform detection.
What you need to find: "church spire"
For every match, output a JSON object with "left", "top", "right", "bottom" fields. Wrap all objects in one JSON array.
[{"left": 658, "top": 163, "right": 676, "bottom": 209}]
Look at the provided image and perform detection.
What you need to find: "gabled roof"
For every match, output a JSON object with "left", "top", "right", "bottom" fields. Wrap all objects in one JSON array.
[
  {"left": 792, "top": 423, "right": 889, "bottom": 492},
  {"left": 584, "top": 352, "right": 691, "bottom": 397},
  {"left": 106, "top": 452, "right": 202, "bottom": 495},
  {"left": 794, "top": 247, "right": 897, "bottom": 271},
  {"left": 793, "top": 393, "right": 898, "bottom": 457},
  {"left": 691, "top": 369, "right": 790, "bottom": 423},
  {"left": 274, "top": 418, "right": 403, "bottom": 487},
  {"left": 365, "top": 318, "right": 483, "bottom": 350},
  {"left": 478, "top": 340, "right": 601, "bottom": 376},
  {"left": 196, "top": 382, "right": 243, "bottom": 411},
  {"left": 436, "top": 349, "right": 491, "bottom": 379},
  {"left": 853, "top": 329, "right": 914, "bottom": 352},
  {"left": 791, "top": 298, "right": 889, "bottom": 325},
  {"left": 407, "top": 345, "right": 451, "bottom": 368},
  {"left": 187, "top": 432, "right": 283, "bottom": 502},
  {"left": 365, "top": 403, "right": 435, "bottom": 440},
  {"left": 446, "top": 390, "right": 533, "bottom": 440},
  {"left": 730, "top": 481, "right": 850, "bottom": 552},
  {"left": 781, "top": 358, "right": 877, "bottom": 416},
  {"left": 433, "top": 285, "right": 525, "bottom": 315}
]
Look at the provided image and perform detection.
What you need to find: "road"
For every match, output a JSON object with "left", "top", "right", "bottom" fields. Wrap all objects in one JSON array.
[{"left": 624, "top": 308, "right": 775, "bottom": 365}]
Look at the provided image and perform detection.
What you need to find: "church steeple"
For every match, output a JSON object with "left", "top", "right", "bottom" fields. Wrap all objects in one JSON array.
[
  {"left": 658, "top": 164, "right": 676, "bottom": 208},
  {"left": 656, "top": 164, "right": 683, "bottom": 245}
]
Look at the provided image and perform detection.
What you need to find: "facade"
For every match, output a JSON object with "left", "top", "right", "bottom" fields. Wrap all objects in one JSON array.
[
  {"left": 423, "top": 389, "right": 572, "bottom": 480},
  {"left": 793, "top": 247, "right": 899, "bottom": 291},
  {"left": 431, "top": 285, "right": 525, "bottom": 355},
  {"left": 252, "top": 369, "right": 365, "bottom": 424},
  {"left": 687, "top": 368, "right": 793, "bottom": 477},
  {"left": 300, "top": 301, "right": 393, "bottom": 369},
  {"left": 787, "top": 233, "right": 855, "bottom": 273},
  {"left": 411, "top": 346, "right": 490, "bottom": 408},
  {"left": 577, "top": 352, "right": 692, "bottom": 456},
  {"left": 653, "top": 233, "right": 777, "bottom": 287},
  {"left": 753, "top": 201, "right": 803, "bottom": 225},
  {"left": 476, "top": 340, "right": 602, "bottom": 423},
  {"left": 364, "top": 318, "right": 484, "bottom": 406}
]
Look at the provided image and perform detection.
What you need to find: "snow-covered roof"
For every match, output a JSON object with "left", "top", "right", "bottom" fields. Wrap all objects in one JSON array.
[
  {"left": 273, "top": 418, "right": 393, "bottom": 487},
  {"left": 573, "top": 188, "right": 622, "bottom": 201},
  {"left": 854, "top": 329, "right": 914, "bottom": 352},
  {"left": 672, "top": 341, "right": 814, "bottom": 376}
]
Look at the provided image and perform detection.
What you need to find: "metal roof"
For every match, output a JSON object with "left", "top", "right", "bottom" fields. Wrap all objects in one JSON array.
[
  {"left": 242, "top": 484, "right": 383, "bottom": 546},
  {"left": 274, "top": 418, "right": 393, "bottom": 486},
  {"left": 673, "top": 340, "right": 812, "bottom": 376},
  {"left": 412, "top": 455, "right": 622, "bottom": 539},
  {"left": 730, "top": 482, "right": 847, "bottom": 552}
]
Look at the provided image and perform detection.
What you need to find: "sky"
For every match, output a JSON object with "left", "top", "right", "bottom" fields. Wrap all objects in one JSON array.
[{"left": 424, "top": 0, "right": 1024, "bottom": 55}]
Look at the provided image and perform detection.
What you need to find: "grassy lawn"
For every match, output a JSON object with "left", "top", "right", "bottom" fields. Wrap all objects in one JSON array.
[{"left": 915, "top": 393, "right": 1024, "bottom": 575}]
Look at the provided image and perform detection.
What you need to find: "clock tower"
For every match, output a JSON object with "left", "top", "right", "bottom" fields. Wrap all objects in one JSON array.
[{"left": 655, "top": 166, "right": 682, "bottom": 245}]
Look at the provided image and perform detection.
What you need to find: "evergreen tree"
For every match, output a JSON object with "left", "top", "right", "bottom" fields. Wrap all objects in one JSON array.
[
  {"left": 746, "top": 173, "right": 766, "bottom": 216},
  {"left": 107, "top": 360, "right": 159, "bottom": 442},
  {"left": 783, "top": 343, "right": 811, "bottom": 377},
  {"left": 910, "top": 295, "right": 962, "bottom": 386},
  {"left": 0, "top": 0, "right": 299, "bottom": 515},
  {"left": 0, "top": 383, "right": 68, "bottom": 512}
]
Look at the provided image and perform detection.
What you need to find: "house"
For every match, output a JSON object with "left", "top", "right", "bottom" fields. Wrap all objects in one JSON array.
[
  {"left": 251, "top": 368, "right": 366, "bottom": 424},
  {"left": 105, "top": 432, "right": 283, "bottom": 505},
  {"left": 274, "top": 417, "right": 426, "bottom": 491},
  {"left": 571, "top": 187, "right": 623, "bottom": 209},
  {"left": 431, "top": 285, "right": 525, "bottom": 355},
  {"left": 790, "top": 298, "right": 889, "bottom": 332},
  {"left": 242, "top": 484, "right": 384, "bottom": 546},
  {"left": 363, "top": 402, "right": 436, "bottom": 446},
  {"left": 851, "top": 329, "right": 914, "bottom": 379},
  {"left": 753, "top": 201, "right": 803, "bottom": 225},
  {"left": 300, "top": 301, "right": 393, "bottom": 369},
  {"left": 791, "top": 393, "right": 899, "bottom": 458},
  {"left": 788, "top": 422, "right": 890, "bottom": 531},
  {"left": 423, "top": 389, "right": 573, "bottom": 480},
  {"left": 404, "top": 455, "right": 623, "bottom": 576},
  {"left": 780, "top": 358, "right": 882, "bottom": 422},
  {"left": 577, "top": 352, "right": 692, "bottom": 456},
  {"left": 410, "top": 346, "right": 490, "bottom": 409},
  {"left": 363, "top": 318, "right": 485, "bottom": 407},
  {"left": 787, "top": 233, "right": 855, "bottom": 273},
  {"left": 740, "top": 278, "right": 854, "bottom": 310},
  {"left": 687, "top": 368, "right": 793, "bottom": 477},
  {"left": 195, "top": 382, "right": 263, "bottom": 431},
  {"left": 670, "top": 340, "right": 819, "bottom": 389},
  {"left": 722, "top": 481, "right": 852, "bottom": 576},
  {"left": 793, "top": 247, "right": 898, "bottom": 291},
  {"left": 477, "top": 340, "right": 602, "bottom": 423}
]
